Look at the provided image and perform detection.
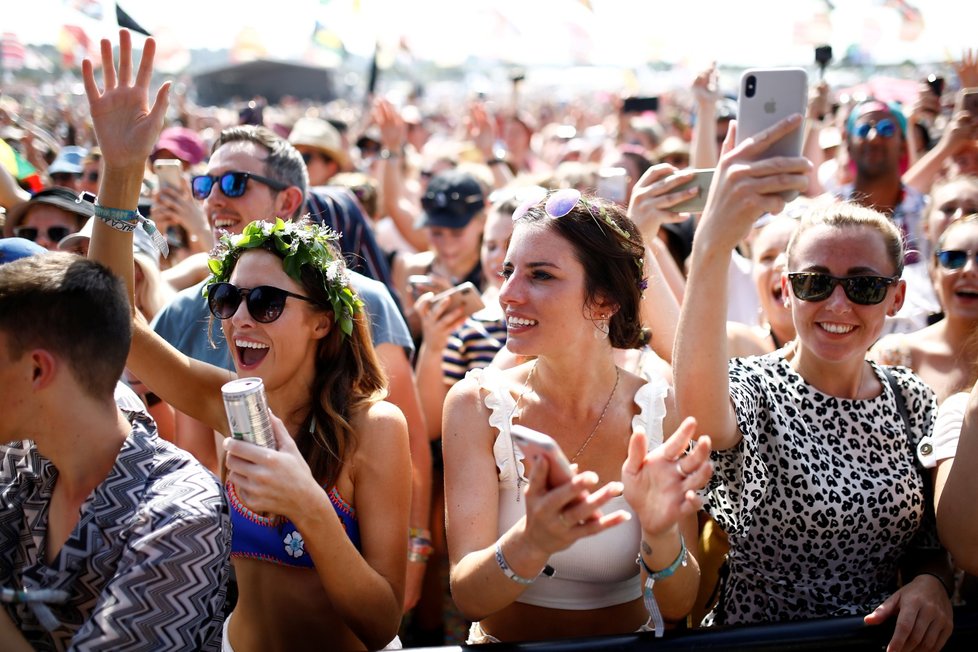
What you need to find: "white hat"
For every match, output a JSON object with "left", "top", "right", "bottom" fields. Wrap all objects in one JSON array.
[{"left": 288, "top": 117, "right": 351, "bottom": 171}]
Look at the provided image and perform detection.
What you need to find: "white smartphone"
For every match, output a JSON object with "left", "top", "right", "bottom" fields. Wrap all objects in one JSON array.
[
  {"left": 736, "top": 67, "right": 808, "bottom": 199},
  {"left": 407, "top": 274, "right": 436, "bottom": 299},
  {"left": 510, "top": 424, "right": 574, "bottom": 487},
  {"left": 431, "top": 281, "right": 485, "bottom": 317},
  {"left": 596, "top": 167, "right": 628, "bottom": 204},
  {"left": 666, "top": 168, "right": 715, "bottom": 214},
  {"left": 153, "top": 159, "right": 183, "bottom": 189}
]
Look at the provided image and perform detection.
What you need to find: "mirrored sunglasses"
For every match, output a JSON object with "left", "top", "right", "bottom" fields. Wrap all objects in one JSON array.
[
  {"left": 935, "top": 249, "right": 978, "bottom": 270},
  {"left": 191, "top": 171, "right": 289, "bottom": 201},
  {"left": 854, "top": 118, "right": 897, "bottom": 139},
  {"left": 787, "top": 272, "right": 898, "bottom": 305},
  {"left": 207, "top": 282, "right": 315, "bottom": 323}
]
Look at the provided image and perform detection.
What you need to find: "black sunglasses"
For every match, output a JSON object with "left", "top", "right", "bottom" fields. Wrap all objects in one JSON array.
[
  {"left": 935, "top": 249, "right": 978, "bottom": 270},
  {"left": 301, "top": 151, "right": 333, "bottom": 166},
  {"left": 191, "top": 171, "right": 289, "bottom": 200},
  {"left": 787, "top": 272, "right": 899, "bottom": 306},
  {"left": 207, "top": 282, "right": 315, "bottom": 323},
  {"left": 14, "top": 225, "right": 73, "bottom": 242}
]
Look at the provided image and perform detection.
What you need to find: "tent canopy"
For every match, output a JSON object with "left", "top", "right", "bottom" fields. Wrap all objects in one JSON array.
[{"left": 190, "top": 59, "right": 335, "bottom": 106}]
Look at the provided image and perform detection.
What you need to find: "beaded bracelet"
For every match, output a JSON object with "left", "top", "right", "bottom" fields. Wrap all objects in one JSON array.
[
  {"left": 408, "top": 534, "right": 434, "bottom": 563},
  {"left": 636, "top": 533, "right": 688, "bottom": 638},
  {"left": 94, "top": 203, "right": 170, "bottom": 257}
]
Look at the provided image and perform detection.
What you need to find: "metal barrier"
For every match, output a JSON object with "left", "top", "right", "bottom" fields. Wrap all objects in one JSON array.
[{"left": 409, "top": 607, "right": 978, "bottom": 651}]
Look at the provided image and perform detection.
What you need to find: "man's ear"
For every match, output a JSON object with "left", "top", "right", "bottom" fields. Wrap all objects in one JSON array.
[
  {"left": 30, "top": 349, "right": 59, "bottom": 391},
  {"left": 276, "top": 186, "right": 306, "bottom": 219}
]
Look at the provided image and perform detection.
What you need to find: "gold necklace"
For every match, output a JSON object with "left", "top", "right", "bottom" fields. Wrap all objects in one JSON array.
[
  {"left": 509, "top": 362, "right": 622, "bottom": 499},
  {"left": 570, "top": 367, "right": 621, "bottom": 463}
]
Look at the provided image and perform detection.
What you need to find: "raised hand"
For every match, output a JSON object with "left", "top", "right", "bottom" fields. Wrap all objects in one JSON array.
[
  {"left": 627, "top": 164, "right": 706, "bottom": 240},
  {"left": 623, "top": 417, "right": 712, "bottom": 539},
  {"left": 696, "top": 116, "right": 811, "bottom": 251},
  {"left": 82, "top": 29, "right": 169, "bottom": 171}
]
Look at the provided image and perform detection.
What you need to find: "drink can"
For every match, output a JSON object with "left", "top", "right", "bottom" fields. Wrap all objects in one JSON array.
[{"left": 221, "top": 377, "right": 276, "bottom": 449}]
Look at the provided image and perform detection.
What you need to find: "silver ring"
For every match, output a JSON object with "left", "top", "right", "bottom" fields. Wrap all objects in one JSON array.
[{"left": 676, "top": 462, "right": 690, "bottom": 479}]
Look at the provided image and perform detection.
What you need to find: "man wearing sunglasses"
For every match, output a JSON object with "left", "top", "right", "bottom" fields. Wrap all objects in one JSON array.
[
  {"left": 2, "top": 187, "right": 93, "bottom": 251},
  {"left": 833, "top": 98, "right": 931, "bottom": 333},
  {"left": 151, "top": 124, "right": 432, "bottom": 610}
]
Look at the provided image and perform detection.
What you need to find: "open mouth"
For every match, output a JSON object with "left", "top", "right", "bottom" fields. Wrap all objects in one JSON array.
[{"left": 235, "top": 339, "right": 270, "bottom": 368}]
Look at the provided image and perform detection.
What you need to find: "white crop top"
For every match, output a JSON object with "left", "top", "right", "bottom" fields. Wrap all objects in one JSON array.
[{"left": 470, "top": 365, "right": 670, "bottom": 610}]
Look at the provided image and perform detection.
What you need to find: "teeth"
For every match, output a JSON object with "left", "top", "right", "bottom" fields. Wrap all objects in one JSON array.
[
  {"left": 507, "top": 316, "right": 537, "bottom": 328},
  {"left": 235, "top": 340, "right": 269, "bottom": 349},
  {"left": 821, "top": 323, "right": 854, "bottom": 334},
  {"left": 213, "top": 219, "right": 236, "bottom": 228}
]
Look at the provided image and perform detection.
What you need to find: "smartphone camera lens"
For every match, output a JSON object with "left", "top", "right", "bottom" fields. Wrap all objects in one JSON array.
[{"left": 745, "top": 75, "right": 757, "bottom": 98}]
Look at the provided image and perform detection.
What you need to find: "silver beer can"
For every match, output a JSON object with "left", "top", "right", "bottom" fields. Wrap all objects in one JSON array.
[{"left": 222, "top": 377, "right": 276, "bottom": 449}]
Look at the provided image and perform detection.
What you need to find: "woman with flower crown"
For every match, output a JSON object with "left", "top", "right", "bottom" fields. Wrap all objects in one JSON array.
[
  {"left": 84, "top": 32, "right": 409, "bottom": 651},
  {"left": 442, "top": 181, "right": 713, "bottom": 643}
]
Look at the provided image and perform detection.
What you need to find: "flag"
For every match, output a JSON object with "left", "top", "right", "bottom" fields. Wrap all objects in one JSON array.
[
  {"left": 1, "top": 32, "right": 26, "bottom": 70},
  {"left": 57, "top": 24, "right": 93, "bottom": 68},
  {"left": 116, "top": 3, "right": 151, "bottom": 37}
]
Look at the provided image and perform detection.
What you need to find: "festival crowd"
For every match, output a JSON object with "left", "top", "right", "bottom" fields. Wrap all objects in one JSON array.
[{"left": 2, "top": 28, "right": 978, "bottom": 652}]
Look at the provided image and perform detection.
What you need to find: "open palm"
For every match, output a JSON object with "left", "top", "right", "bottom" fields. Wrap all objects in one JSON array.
[{"left": 82, "top": 29, "right": 169, "bottom": 170}]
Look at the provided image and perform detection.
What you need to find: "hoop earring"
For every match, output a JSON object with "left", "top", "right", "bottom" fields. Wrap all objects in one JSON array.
[{"left": 593, "top": 314, "right": 610, "bottom": 340}]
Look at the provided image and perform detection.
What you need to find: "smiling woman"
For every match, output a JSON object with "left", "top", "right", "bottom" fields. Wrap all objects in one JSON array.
[
  {"left": 674, "top": 113, "right": 953, "bottom": 651},
  {"left": 84, "top": 30, "right": 410, "bottom": 651}
]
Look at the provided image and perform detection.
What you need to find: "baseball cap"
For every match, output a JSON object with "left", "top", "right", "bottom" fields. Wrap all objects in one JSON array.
[
  {"left": 289, "top": 117, "right": 352, "bottom": 171},
  {"left": 0, "top": 237, "right": 47, "bottom": 264},
  {"left": 4, "top": 187, "right": 95, "bottom": 234},
  {"left": 152, "top": 127, "right": 206, "bottom": 166},
  {"left": 59, "top": 216, "right": 160, "bottom": 267},
  {"left": 48, "top": 146, "right": 88, "bottom": 176},
  {"left": 417, "top": 170, "right": 486, "bottom": 229}
]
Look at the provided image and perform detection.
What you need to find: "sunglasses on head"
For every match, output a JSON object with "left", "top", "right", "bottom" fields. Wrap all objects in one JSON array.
[
  {"left": 207, "top": 282, "right": 315, "bottom": 323},
  {"left": 853, "top": 118, "right": 897, "bottom": 139},
  {"left": 512, "top": 187, "right": 633, "bottom": 241},
  {"left": 935, "top": 249, "right": 978, "bottom": 270},
  {"left": 191, "top": 171, "right": 289, "bottom": 200},
  {"left": 787, "top": 272, "right": 898, "bottom": 305},
  {"left": 14, "top": 225, "right": 73, "bottom": 242}
]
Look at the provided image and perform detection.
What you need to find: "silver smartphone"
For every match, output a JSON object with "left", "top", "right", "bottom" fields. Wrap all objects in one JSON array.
[
  {"left": 431, "top": 281, "right": 485, "bottom": 317},
  {"left": 510, "top": 424, "right": 574, "bottom": 487},
  {"left": 736, "top": 67, "right": 808, "bottom": 199},
  {"left": 153, "top": 159, "right": 183, "bottom": 189},
  {"left": 666, "top": 168, "right": 715, "bottom": 214}
]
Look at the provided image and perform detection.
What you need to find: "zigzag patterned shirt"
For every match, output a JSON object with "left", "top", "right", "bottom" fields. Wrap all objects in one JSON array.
[{"left": 0, "top": 410, "right": 231, "bottom": 651}]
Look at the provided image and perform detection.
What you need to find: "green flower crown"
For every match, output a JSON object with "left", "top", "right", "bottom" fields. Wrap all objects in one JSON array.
[{"left": 202, "top": 218, "right": 364, "bottom": 337}]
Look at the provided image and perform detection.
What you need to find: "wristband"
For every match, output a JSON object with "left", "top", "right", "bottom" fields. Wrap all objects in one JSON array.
[
  {"left": 94, "top": 203, "right": 170, "bottom": 258},
  {"left": 494, "top": 542, "right": 555, "bottom": 585},
  {"left": 636, "top": 533, "right": 688, "bottom": 638}
]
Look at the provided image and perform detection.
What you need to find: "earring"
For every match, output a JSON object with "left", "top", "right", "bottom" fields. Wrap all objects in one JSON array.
[{"left": 593, "top": 314, "right": 610, "bottom": 339}]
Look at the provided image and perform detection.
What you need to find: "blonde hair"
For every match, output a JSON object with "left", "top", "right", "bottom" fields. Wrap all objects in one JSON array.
[{"left": 786, "top": 200, "right": 906, "bottom": 276}]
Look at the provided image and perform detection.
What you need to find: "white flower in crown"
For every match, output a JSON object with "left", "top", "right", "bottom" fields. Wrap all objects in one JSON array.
[
  {"left": 283, "top": 531, "right": 305, "bottom": 558},
  {"left": 326, "top": 260, "right": 342, "bottom": 282}
]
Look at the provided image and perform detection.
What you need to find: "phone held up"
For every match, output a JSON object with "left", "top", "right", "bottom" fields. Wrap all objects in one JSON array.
[
  {"left": 431, "top": 281, "right": 485, "bottom": 318},
  {"left": 153, "top": 159, "right": 183, "bottom": 189},
  {"left": 666, "top": 168, "right": 715, "bottom": 214},
  {"left": 510, "top": 425, "right": 575, "bottom": 488},
  {"left": 736, "top": 67, "right": 808, "bottom": 201}
]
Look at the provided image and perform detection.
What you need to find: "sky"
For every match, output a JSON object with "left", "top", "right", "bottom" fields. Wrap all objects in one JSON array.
[{"left": 3, "top": 0, "right": 975, "bottom": 70}]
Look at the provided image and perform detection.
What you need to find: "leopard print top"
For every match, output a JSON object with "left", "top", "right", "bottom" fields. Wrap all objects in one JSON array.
[{"left": 703, "top": 352, "right": 937, "bottom": 626}]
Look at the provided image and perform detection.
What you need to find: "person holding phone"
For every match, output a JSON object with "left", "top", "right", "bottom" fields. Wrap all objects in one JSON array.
[
  {"left": 443, "top": 188, "right": 712, "bottom": 643},
  {"left": 675, "top": 114, "right": 953, "bottom": 650},
  {"left": 83, "top": 31, "right": 411, "bottom": 651}
]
